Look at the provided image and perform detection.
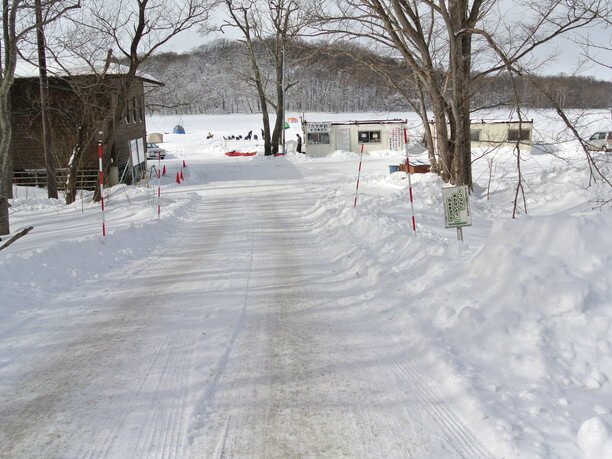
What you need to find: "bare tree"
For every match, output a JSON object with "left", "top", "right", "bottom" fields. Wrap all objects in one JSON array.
[
  {"left": 55, "top": 0, "right": 216, "bottom": 200},
  {"left": 222, "top": 0, "right": 275, "bottom": 154},
  {"left": 309, "top": 0, "right": 606, "bottom": 189},
  {"left": 0, "top": 0, "right": 80, "bottom": 235},
  {"left": 223, "top": 0, "right": 306, "bottom": 155},
  {"left": 35, "top": 0, "right": 58, "bottom": 199}
]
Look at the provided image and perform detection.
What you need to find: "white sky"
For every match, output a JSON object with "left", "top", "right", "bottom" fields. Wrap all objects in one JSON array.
[
  {"left": 155, "top": 0, "right": 612, "bottom": 81},
  {"left": 160, "top": 29, "right": 611, "bottom": 81}
]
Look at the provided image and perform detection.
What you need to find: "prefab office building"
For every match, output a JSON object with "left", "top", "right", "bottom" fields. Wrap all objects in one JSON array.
[
  {"left": 304, "top": 119, "right": 407, "bottom": 157},
  {"left": 430, "top": 119, "right": 534, "bottom": 152}
]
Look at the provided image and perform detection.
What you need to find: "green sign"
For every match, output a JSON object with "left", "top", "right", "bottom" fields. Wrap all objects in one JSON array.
[{"left": 442, "top": 185, "right": 472, "bottom": 228}]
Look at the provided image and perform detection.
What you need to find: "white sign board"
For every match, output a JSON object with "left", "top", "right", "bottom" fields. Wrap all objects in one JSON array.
[
  {"left": 306, "top": 123, "right": 331, "bottom": 133},
  {"left": 442, "top": 185, "right": 472, "bottom": 228},
  {"left": 390, "top": 126, "right": 403, "bottom": 151},
  {"left": 130, "top": 139, "right": 141, "bottom": 166}
]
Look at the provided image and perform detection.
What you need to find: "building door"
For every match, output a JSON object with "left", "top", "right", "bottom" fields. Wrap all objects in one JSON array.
[{"left": 336, "top": 128, "right": 350, "bottom": 151}]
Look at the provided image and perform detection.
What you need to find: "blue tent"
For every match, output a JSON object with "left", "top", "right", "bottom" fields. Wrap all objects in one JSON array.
[{"left": 173, "top": 124, "right": 185, "bottom": 134}]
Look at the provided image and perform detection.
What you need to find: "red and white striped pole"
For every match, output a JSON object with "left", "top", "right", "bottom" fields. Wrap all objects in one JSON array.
[
  {"left": 157, "top": 151, "right": 161, "bottom": 219},
  {"left": 404, "top": 128, "right": 416, "bottom": 232},
  {"left": 97, "top": 136, "right": 106, "bottom": 236},
  {"left": 353, "top": 143, "right": 365, "bottom": 207}
]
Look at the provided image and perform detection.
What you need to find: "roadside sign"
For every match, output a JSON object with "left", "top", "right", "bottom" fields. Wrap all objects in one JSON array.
[{"left": 442, "top": 185, "right": 471, "bottom": 228}]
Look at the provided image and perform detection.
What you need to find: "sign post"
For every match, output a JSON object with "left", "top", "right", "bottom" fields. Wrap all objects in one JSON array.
[{"left": 442, "top": 185, "right": 471, "bottom": 241}]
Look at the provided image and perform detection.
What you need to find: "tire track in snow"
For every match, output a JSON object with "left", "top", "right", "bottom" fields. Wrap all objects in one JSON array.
[
  {"left": 189, "top": 181, "right": 493, "bottom": 457},
  {"left": 84, "top": 334, "right": 171, "bottom": 459},
  {"left": 0, "top": 197, "right": 253, "bottom": 457},
  {"left": 187, "top": 198, "right": 258, "bottom": 455},
  {"left": 191, "top": 196, "right": 432, "bottom": 456}
]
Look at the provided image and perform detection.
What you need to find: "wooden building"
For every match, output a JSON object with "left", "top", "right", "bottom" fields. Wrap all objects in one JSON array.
[{"left": 10, "top": 70, "right": 162, "bottom": 189}]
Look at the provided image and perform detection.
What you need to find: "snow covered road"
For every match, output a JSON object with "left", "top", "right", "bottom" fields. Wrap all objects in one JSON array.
[
  {"left": 191, "top": 180, "right": 490, "bottom": 457},
  {"left": 1, "top": 159, "right": 491, "bottom": 457}
]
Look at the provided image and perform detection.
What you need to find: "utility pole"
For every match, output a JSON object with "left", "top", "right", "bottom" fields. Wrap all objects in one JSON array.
[{"left": 35, "top": 0, "right": 58, "bottom": 199}]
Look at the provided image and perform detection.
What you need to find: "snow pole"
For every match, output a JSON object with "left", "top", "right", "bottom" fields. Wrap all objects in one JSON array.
[
  {"left": 404, "top": 128, "right": 416, "bottom": 232},
  {"left": 97, "top": 136, "right": 106, "bottom": 236},
  {"left": 353, "top": 143, "right": 365, "bottom": 207},
  {"left": 157, "top": 151, "right": 161, "bottom": 219}
]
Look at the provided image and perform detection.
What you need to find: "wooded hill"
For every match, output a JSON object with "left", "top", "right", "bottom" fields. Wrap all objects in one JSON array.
[{"left": 141, "top": 39, "right": 612, "bottom": 115}]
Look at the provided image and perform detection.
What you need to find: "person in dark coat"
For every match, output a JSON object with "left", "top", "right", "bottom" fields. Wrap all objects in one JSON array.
[
  {"left": 246, "top": 130, "right": 252, "bottom": 140},
  {"left": 296, "top": 133, "right": 303, "bottom": 153}
]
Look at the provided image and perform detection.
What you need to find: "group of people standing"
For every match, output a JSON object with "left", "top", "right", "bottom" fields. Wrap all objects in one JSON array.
[{"left": 219, "top": 129, "right": 304, "bottom": 154}]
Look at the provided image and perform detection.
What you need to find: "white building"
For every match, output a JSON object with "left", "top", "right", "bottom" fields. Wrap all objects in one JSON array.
[
  {"left": 304, "top": 119, "right": 407, "bottom": 157},
  {"left": 431, "top": 119, "right": 534, "bottom": 152}
]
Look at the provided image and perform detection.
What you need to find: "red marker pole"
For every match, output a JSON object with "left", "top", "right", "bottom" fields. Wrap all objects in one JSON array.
[
  {"left": 353, "top": 143, "right": 365, "bottom": 207},
  {"left": 404, "top": 128, "right": 416, "bottom": 232},
  {"left": 157, "top": 151, "right": 161, "bottom": 219},
  {"left": 97, "top": 138, "right": 106, "bottom": 236}
]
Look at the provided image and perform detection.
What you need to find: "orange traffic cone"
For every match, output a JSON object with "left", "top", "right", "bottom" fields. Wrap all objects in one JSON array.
[
  {"left": 176, "top": 171, "right": 181, "bottom": 183},
  {"left": 162, "top": 165, "right": 166, "bottom": 175},
  {"left": 180, "top": 170, "right": 185, "bottom": 181}
]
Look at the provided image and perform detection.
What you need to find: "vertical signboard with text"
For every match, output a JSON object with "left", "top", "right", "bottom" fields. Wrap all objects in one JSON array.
[{"left": 442, "top": 185, "right": 472, "bottom": 233}]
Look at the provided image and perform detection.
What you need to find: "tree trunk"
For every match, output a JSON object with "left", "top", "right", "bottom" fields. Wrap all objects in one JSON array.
[
  {"left": 35, "top": 0, "right": 57, "bottom": 199},
  {"left": 65, "top": 125, "right": 87, "bottom": 204},
  {"left": 447, "top": 0, "right": 473, "bottom": 188},
  {"left": 0, "top": 83, "right": 12, "bottom": 235},
  {"left": 271, "top": 39, "right": 285, "bottom": 155},
  {"left": 454, "top": 38, "right": 473, "bottom": 188}
]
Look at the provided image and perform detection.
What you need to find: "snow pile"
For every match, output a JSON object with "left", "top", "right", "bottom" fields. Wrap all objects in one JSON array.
[
  {"left": 578, "top": 416, "right": 612, "bottom": 458},
  {"left": 1, "top": 183, "right": 202, "bottom": 317}
]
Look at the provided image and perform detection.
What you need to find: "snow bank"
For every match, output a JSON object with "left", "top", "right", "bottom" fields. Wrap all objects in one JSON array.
[
  {"left": 296, "top": 144, "right": 611, "bottom": 456},
  {"left": 578, "top": 416, "right": 612, "bottom": 458}
]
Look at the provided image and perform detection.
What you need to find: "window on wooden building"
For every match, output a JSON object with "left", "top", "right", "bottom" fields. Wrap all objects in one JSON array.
[{"left": 132, "top": 97, "right": 138, "bottom": 123}]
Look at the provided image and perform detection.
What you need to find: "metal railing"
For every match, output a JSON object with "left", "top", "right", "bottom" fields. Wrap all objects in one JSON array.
[{"left": 13, "top": 168, "right": 99, "bottom": 190}]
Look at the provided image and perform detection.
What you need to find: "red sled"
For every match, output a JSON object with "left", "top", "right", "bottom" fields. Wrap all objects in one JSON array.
[{"left": 225, "top": 150, "right": 257, "bottom": 157}]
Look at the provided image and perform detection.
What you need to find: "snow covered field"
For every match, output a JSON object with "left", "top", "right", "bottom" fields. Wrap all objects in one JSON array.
[{"left": 1, "top": 110, "right": 611, "bottom": 457}]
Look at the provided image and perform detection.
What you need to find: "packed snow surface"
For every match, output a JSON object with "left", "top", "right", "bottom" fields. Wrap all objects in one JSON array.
[{"left": 1, "top": 111, "right": 610, "bottom": 457}]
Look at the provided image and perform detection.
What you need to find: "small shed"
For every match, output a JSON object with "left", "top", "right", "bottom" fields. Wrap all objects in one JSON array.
[
  {"left": 147, "top": 132, "right": 163, "bottom": 143},
  {"left": 469, "top": 119, "right": 533, "bottom": 151},
  {"left": 173, "top": 125, "right": 185, "bottom": 134},
  {"left": 430, "top": 119, "right": 533, "bottom": 152},
  {"left": 304, "top": 119, "right": 407, "bottom": 157}
]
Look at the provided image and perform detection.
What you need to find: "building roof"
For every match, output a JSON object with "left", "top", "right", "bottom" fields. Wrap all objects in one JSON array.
[
  {"left": 15, "top": 60, "right": 163, "bottom": 86},
  {"left": 305, "top": 119, "right": 407, "bottom": 126}
]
